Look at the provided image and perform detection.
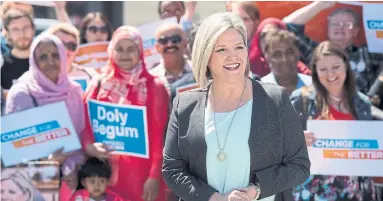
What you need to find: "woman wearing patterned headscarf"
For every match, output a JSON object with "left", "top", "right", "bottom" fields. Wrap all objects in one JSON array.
[{"left": 82, "top": 26, "right": 169, "bottom": 201}]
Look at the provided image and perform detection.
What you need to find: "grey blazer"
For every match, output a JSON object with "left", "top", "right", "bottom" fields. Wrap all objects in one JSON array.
[{"left": 162, "top": 79, "right": 310, "bottom": 201}]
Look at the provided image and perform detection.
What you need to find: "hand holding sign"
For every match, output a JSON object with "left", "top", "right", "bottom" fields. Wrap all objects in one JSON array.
[
  {"left": 85, "top": 142, "right": 113, "bottom": 159},
  {"left": 304, "top": 131, "right": 317, "bottom": 147},
  {"left": 48, "top": 147, "right": 68, "bottom": 165},
  {"left": 87, "top": 99, "right": 149, "bottom": 158}
]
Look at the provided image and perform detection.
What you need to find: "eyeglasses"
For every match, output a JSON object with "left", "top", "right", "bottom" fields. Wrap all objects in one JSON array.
[
  {"left": 161, "top": 9, "right": 183, "bottom": 18},
  {"left": 328, "top": 21, "right": 355, "bottom": 29},
  {"left": 63, "top": 42, "right": 78, "bottom": 52},
  {"left": 87, "top": 26, "right": 108, "bottom": 34},
  {"left": 157, "top": 34, "right": 182, "bottom": 45},
  {"left": 8, "top": 26, "right": 33, "bottom": 35}
]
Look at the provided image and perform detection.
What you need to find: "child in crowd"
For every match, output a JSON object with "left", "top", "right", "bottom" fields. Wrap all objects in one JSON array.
[{"left": 70, "top": 157, "right": 125, "bottom": 201}]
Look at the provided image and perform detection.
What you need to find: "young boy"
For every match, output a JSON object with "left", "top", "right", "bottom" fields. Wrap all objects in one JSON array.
[{"left": 70, "top": 157, "right": 125, "bottom": 201}]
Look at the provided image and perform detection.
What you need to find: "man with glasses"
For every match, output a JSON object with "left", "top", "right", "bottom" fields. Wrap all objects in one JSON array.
[
  {"left": 1, "top": 9, "right": 35, "bottom": 90},
  {"left": 283, "top": 2, "right": 383, "bottom": 97},
  {"left": 150, "top": 24, "right": 195, "bottom": 107},
  {"left": 149, "top": 23, "right": 195, "bottom": 201},
  {"left": 1, "top": 1, "right": 71, "bottom": 54}
]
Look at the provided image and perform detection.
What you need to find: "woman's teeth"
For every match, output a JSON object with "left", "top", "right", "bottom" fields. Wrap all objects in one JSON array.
[
  {"left": 328, "top": 77, "right": 338, "bottom": 82},
  {"left": 223, "top": 63, "right": 240, "bottom": 70}
]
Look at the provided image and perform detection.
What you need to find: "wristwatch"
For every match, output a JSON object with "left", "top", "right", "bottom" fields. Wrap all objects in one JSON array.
[{"left": 249, "top": 183, "right": 261, "bottom": 200}]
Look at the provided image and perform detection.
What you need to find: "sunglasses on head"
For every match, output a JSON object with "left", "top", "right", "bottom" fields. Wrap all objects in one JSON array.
[
  {"left": 157, "top": 34, "right": 182, "bottom": 45},
  {"left": 64, "top": 42, "right": 78, "bottom": 52},
  {"left": 87, "top": 26, "right": 108, "bottom": 34}
]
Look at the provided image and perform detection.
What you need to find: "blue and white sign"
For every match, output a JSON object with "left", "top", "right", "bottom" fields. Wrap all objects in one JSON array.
[
  {"left": 70, "top": 76, "right": 89, "bottom": 92},
  {"left": 307, "top": 120, "right": 383, "bottom": 176},
  {"left": 87, "top": 99, "right": 149, "bottom": 158},
  {"left": 363, "top": 3, "right": 383, "bottom": 53},
  {"left": 1, "top": 101, "right": 81, "bottom": 167}
]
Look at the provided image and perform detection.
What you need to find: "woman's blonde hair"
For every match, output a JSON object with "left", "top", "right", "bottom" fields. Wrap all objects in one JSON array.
[
  {"left": 45, "top": 23, "right": 80, "bottom": 45},
  {"left": 191, "top": 12, "right": 249, "bottom": 86}
]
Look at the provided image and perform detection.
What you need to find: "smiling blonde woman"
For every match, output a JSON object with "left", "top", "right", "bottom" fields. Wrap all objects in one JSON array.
[{"left": 162, "top": 12, "right": 310, "bottom": 201}]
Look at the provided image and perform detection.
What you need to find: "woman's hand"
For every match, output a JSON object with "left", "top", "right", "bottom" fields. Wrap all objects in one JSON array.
[
  {"left": 223, "top": 189, "right": 252, "bottom": 201},
  {"left": 304, "top": 131, "right": 317, "bottom": 146},
  {"left": 48, "top": 147, "right": 68, "bottom": 165},
  {"left": 246, "top": 185, "right": 258, "bottom": 200},
  {"left": 142, "top": 178, "right": 160, "bottom": 201},
  {"left": 54, "top": 1, "right": 66, "bottom": 9},
  {"left": 85, "top": 142, "right": 112, "bottom": 159}
]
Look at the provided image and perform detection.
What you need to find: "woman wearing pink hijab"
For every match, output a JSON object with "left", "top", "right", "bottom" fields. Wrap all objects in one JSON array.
[{"left": 5, "top": 33, "right": 86, "bottom": 200}]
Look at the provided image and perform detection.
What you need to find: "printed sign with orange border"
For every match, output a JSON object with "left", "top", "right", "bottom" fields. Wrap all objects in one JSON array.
[
  {"left": 307, "top": 120, "right": 383, "bottom": 177},
  {"left": 1, "top": 102, "right": 82, "bottom": 167},
  {"left": 74, "top": 41, "right": 109, "bottom": 69}
]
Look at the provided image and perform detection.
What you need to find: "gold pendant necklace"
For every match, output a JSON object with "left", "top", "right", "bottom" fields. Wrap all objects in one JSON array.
[{"left": 212, "top": 79, "right": 247, "bottom": 162}]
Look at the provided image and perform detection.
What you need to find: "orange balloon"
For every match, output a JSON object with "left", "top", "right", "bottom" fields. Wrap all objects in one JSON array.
[{"left": 253, "top": 1, "right": 383, "bottom": 47}]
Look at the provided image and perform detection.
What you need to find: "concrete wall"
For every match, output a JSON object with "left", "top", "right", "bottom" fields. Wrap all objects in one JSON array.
[{"left": 122, "top": 1, "right": 226, "bottom": 27}]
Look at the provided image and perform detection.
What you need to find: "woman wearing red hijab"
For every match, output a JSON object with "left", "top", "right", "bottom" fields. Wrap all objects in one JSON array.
[
  {"left": 248, "top": 17, "right": 311, "bottom": 77},
  {"left": 82, "top": 26, "right": 169, "bottom": 201}
]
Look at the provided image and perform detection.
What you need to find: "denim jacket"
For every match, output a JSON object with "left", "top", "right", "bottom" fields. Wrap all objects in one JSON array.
[{"left": 290, "top": 86, "right": 372, "bottom": 130}]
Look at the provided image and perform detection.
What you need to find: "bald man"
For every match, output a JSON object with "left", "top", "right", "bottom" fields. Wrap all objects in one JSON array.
[
  {"left": 149, "top": 24, "right": 196, "bottom": 201},
  {"left": 150, "top": 24, "right": 196, "bottom": 105}
]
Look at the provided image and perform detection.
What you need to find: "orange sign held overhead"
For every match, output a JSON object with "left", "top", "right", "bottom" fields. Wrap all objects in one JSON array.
[
  {"left": 253, "top": 1, "right": 383, "bottom": 47},
  {"left": 74, "top": 41, "right": 109, "bottom": 69}
]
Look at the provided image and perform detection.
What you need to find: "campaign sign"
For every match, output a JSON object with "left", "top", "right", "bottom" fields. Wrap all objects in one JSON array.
[
  {"left": 87, "top": 99, "right": 149, "bottom": 158},
  {"left": 1, "top": 102, "right": 81, "bottom": 167},
  {"left": 363, "top": 4, "right": 383, "bottom": 53},
  {"left": 307, "top": 120, "right": 383, "bottom": 177},
  {"left": 74, "top": 41, "right": 109, "bottom": 69},
  {"left": 70, "top": 76, "right": 89, "bottom": 92}
]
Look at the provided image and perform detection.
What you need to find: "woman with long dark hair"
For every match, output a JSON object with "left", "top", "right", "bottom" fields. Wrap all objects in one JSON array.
[{"left": 291, "top": 41, "right": 377, "bottom": 201}]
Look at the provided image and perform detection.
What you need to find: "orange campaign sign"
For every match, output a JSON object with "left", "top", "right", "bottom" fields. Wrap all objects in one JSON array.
[
  {"left": 252, "top": 1, "right": 383, "bottom": 47},
  {"left": 74, "top": 41, "right": 109, "bottom": 69}
]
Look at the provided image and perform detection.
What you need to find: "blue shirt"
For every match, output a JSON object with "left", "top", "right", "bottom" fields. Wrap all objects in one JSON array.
[
  {"left": 1, "top": 35, "right": 11, "bottom": 55},
  {"left": 204, "top": 98, "right": 276, "bottom": 201},
  {"left": 261, "top": 73, "right": 312, "bottom": 90}
]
